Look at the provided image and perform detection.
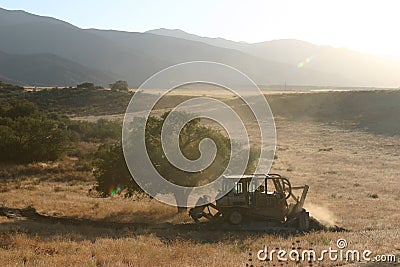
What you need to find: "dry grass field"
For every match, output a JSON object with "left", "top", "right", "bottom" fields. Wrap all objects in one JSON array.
[{"left": 1, "top": 90, "right": 400, "bottom": 266}]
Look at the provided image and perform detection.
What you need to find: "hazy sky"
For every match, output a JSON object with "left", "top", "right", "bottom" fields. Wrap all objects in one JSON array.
[{"left": 1, "top": 0, "right": 399, "bottom": 56}]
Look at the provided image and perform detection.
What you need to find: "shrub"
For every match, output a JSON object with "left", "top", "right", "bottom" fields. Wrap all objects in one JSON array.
[
  {"left": 93, "top": 112, "right": 258, "bottom": 199},
  {"left": 0, "top": 100, "right": 69, "bottom": 163},
  {"left": 93, "top": 142, "right": 139, "bottom": 197},
  {"left": 110, "top": 80, "right": 128, "bottom": 91},
  {"left": 68, "top": 119, "right": 121, "bottom": 142}
]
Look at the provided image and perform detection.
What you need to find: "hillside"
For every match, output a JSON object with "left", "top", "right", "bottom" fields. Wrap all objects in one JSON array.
[
  {"left": 0, "top": 50, "right": 116, "bottom": 86},
  {"left": 1, "top": 8, "right": 399, "bottom": 87},
  {"left": 149, "top": 28, "right": 400, "bottom": 87},
  {"left": 0, "top": 8, "right": 333, "bottom": 87}
]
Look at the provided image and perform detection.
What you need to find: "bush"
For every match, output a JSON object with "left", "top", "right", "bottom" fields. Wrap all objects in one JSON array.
[
  {"left": 110, "top": 80, "right": 128, "bottom": 91},
  {"left": 94, "top": 112, "right": 258, "bottom": 198},
  {"left": 77, "top": 82, "right": 95, "bottom": 89},
  {"left": 0, "top": 86, "right": 132, "bottom": 116},
  {"left": 0, "top": 100, "right": 69, "bottom": 163},
  {"left": 0, "top": 81, "right": 24, "bottom": 90},
  {"left": 4, "top": 99, "right": 39, "bottom": 119},
  {"left": 93, "top": 142, "right": 139, "bottom": 197},
  {"left": 68, "top": 119, "right": 121, "bottom": 142}
]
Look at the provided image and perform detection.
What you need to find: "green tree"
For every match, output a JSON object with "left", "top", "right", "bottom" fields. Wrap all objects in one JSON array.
[
  {"left": 0, "top": 81, "right": 24, "bottom": 90},
  {"left": 0, "top": 100, "right": 69, "bottom": 163},
  {"left": 5, "top": 99, "right": 38, "bottom": 119},
  {"left": 94, "top": 112, "right": 258, "bottom": 211},
  {"left": 94, "top": 142, "right": 140, "bottom": 197},
  {"left": 68, "top": 119, "right": 121, "bottom": 142},
  {"left": 110, "top": 80, "right": 128, "bottom": 91},
  {"left": 77, "top": 82, "right": 95, "bottom": 89}
]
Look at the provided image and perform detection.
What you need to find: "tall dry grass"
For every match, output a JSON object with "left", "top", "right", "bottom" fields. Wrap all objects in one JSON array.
[{"left": 0, "top": 113, "right": 399, "bottom": 266}]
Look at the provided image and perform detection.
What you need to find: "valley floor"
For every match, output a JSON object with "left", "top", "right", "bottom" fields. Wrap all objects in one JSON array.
[{"left": 0, "top": 118, "right": 399, "bottom": 266}]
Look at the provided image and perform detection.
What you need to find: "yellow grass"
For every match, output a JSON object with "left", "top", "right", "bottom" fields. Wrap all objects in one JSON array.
[{"left": 1, "top": 92, "right": 400, "bottom": 266}]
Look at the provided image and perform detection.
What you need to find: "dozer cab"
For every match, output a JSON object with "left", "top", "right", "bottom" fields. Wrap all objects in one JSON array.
[{"left": 189, "top": 174, "right": 310, "bottom": 231}]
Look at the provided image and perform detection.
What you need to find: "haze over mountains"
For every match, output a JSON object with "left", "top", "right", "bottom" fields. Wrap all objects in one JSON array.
[{"left": 0, "top": 7, "right": 399, "bottom": 88}]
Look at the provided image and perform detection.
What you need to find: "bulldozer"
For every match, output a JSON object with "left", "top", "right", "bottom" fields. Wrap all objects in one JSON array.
[{"left": 189, "top": 173, "right": 310, "bottom": 231}]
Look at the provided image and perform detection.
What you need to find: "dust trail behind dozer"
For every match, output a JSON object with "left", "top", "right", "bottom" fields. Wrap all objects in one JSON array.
[{"left": 306, "top": 203, "right": 347, "bottom": 232}]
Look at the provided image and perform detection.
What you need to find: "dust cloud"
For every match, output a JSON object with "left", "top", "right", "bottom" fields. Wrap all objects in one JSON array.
[{"left": 305, "top": 203, "right": 337, "bottom": 227}]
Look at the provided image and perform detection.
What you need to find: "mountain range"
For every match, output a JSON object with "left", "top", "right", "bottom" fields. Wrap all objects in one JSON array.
[{"left": 0, "top": 7, "right": 399, "bottom": 87}]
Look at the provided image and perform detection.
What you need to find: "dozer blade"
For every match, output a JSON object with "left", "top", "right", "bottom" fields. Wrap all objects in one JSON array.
[{"left": 189, "top": 203, "right": 221, "bottom": 224}]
